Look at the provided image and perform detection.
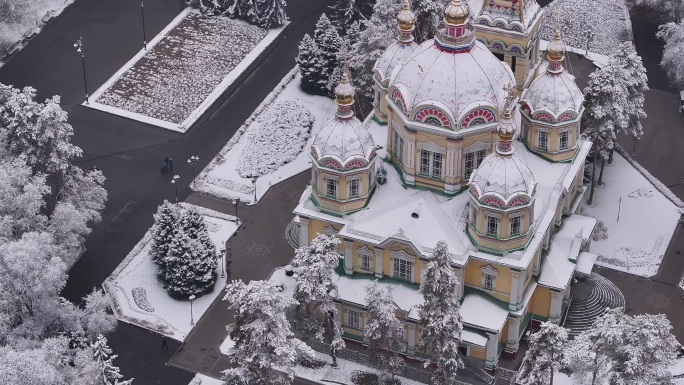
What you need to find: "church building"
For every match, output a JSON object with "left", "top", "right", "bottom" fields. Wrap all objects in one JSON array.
[{"left": 293, "top": 0, "right": 597, "bottom": 369}]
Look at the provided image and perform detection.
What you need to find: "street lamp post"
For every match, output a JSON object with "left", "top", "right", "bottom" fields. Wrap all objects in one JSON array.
[
  {"left": 141, "top": 1, "right": 148, "bottom": 49},
  {"left": 584, "top": 29, "right": 595, "bottom": 55},
  {"left": 187, "top": 156, "right": 199, "bottom": 178},
  {"left": 232, "top": 199, "right": 238, "bottom": 219},
  {"left": 220, "top": 245, "right": 226, "bottom": 279},
  {"left": 172, "top": 175, "right": 180, "bottom": 202},
  {"left": 189, "top": 294, "right": 196, "bottom": 326},
  {"left": 251, "top": 176, "right": 257, "bottom": 203},
  {"left": 74, "top": 37, "right": 89, "bottom": 104}
]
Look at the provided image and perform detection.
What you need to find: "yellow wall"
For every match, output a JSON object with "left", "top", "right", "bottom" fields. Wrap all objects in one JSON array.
[
  {"left": 469, "top": 346, "right": 487, "bottom": 360},
  {"left": 532, "top": 286, "right": 551, "bottom": 318},
  {"left": 464, "top": 259, "right": 512, "bottom": 299}
]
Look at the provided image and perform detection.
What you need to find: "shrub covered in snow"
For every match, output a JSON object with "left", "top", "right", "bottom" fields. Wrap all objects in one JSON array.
[
  {"left": 592, "top": 220, "right": 609, "bottom": 241},
  {"left": 236, "top": 100, "right": 314, "bottom": 178},
  {"left": 131, "top": 287, "right": 154, "bottom": 312}
]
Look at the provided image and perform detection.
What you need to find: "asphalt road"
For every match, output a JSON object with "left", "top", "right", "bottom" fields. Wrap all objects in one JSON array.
[{"left": 0, "top": 0, "right": 333, "bottom": 383}]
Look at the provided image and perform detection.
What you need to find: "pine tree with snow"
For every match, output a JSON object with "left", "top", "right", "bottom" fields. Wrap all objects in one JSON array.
[
  {"left": 635, "top": 0, "right": 684, "bottom": 23},
  {"left": 199, "top": 0, "right": 222, "bottom": 14},
  {"left": 297, "top": 34, "right": 325, "bottom": 93},
  {"left": 418, "top": 241, "right": 463, "bottom": 385},
  {"left": 364, "top": 281, "right": 405, "bottom": 382},
  {"left": 220, "top": 0, "right": 239, "bottom": 17},
  {"left": 516, "top": 322, "right": 568, "bottom": 385},
  {"left": 255, "top": 0, "right": 288, "bottom": 28},
  {"left": 329, "top": 0, "right": 375, "bottom": 32},
  {"left": 658, "top": 21, "right": 684, "bottom": 89},
  {"left": 350, "top": 0, "right": 402, "bottom": 114},
  {"left": 412, "top": 0, "right": 444, "bottom": 43},
  {"left": 314, "top": 14, "right": 343, "bottom": 93},
  {"left": 222, "top": 279, "right": 314, "bottom": 385},
  {"left": 236, "top": 0, "right": 258, "bottom": 23},
  {"left": 92, "top": 334, "right": 133, "bottom": 385},
  {"left": 291, "top": 234, "right": 345, "bottom": 363},
  {"left": 582, "top": 62, "right": 628, "bottom": 204},
  {"left": 345, "top": 20, "right": 362, "bottom": 47},
  {"left": 161, "top": 227, "right": 217, "bottom": 297},
  {"left": 149, "top": 201, "right": 181, "bottom": 269},
  {"left": 177, "top": 207, "right": 215, "bottom": 254}
]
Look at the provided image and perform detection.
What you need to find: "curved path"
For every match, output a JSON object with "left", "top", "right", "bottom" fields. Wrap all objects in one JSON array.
[{"left": 563, "top": 273, "right": 625, "bottom": 337}]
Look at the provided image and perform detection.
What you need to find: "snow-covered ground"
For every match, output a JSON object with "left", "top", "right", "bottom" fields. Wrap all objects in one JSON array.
[
  {"left": 188, "top": 374, "right": 224, "bottom": 385},
  {"left": 0, "top": 0, "right": 74, "bottom": 56},
  {"left": 581, "top": 154, "right": 680, "bottom": 277},
  {"left": 194, "top": 68, "right": 392, "bottom": 204},
  {"left": 87, "top": 9, "right": 285, "bottom": 133},
  {"left": 542, "top": 0, "right": 632, "bottom": 56},
  {"left": 105, "top": 203, "right": 239, "bottom": 341}
]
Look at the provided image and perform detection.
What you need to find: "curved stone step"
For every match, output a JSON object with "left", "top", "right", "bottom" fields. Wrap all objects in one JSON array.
[
  {"left": 285, "top": 219, "right": 300, "bottom": 249},
  {"left": 563, "top": 273, "right": 625, "bottom": 336}
]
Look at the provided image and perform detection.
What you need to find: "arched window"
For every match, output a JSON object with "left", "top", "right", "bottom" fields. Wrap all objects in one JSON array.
[
  {"left": 424, "top": 116, "right": 442, "bottom": 126},
  {"left": 470, "top": 117, "right": 487, "bottom": 126}
]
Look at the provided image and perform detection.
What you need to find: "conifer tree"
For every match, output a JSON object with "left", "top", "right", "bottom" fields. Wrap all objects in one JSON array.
[
  {"left": 516, "top": 322, "right": 568, "bottom": 385},
  {"left": 297, "top": 34, "right": 325, "bottom": 93},
  {"left": 291, "top": 234, "right": 345, "bottom": 364},
  {"left": 92, "top": 334, "right": 133, "bottom": 385},
  {"left": 412, "top": 0, "right": 444, "bottom": 43},
  {"left": 222, "top": 280, "right": 314, "bottom": 385},
  {"left": 177, "top": 208, "right": 214, "bottom": 253},
  {"left": 161, "top": 228, "right": 217, "bottom": 297},
  {"left": 255, "top": 0, "right": 288, "bottom": 28},
  {"left": 314, "top": 14, "right": 343, "bottom": 92},
  {"left": 419, "top": 241, "right": 463, "bottom": 384},
  {"left": 364, "top": 282, "right": 404, "bottom": 382},
  {"left": 236, "top": 0, "right": 258, "bottom": 23},
  {"left": 199, "top": 0, "right": 222, "bottom": 14},
  {"left": 329, "top": 0, "right": 376, "bottom": 32},
  {"left": 149, "top": 201, "right": 181, "bottom": 269}
]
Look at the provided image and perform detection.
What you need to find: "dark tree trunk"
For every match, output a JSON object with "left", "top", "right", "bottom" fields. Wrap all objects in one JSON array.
[
  {"left": 598, "top": 157, "right": 606, "bottom": 186},
  {"left": 588, "top": 147, "right": 598, "bottom": 205},
  {"left": 608, "top": 147, "right": 614, "bottom": 164}
]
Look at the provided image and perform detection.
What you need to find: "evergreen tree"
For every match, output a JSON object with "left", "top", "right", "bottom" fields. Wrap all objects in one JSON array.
[
  {"left": 199, "top": 0, "right": 222, "bottom": 15},
  {"left": 582, "top": 63, "right": 628, "bottom": 204},
  {"left": 364, "top": 281, "right": 404, "bottom": 382},
  {"left": 412, "top": 0, "right": 444, "bottom": 43},
  {"left": 222, "top": 280, "right": 314, "bottom": 385},
  {"left": 149, "top": 201, "right": 181, "bottom": 269},
  {"left": 221, "top": 0, "right": 239, "bottom": 17},
  {"left": 516, "top": 322, "right": 568, "bottom": 385},
  {"left": 177, "top": 208, "right": 215, "bottom": 253},
  {"left": 418, "top": 241, "right": 463, "bottom": 385},
  {"left": 345, "top": 20, "right": 362, "bottom": 47},
  {"left": 351, "top": 0, "right": 402, "bottom": 114},
  {"left": 296, "top": 34, "right": 325, "bottom": 93},
  {"left": 291, "top": 234, "right": 345, "bottom": 364},
  {"left": 658, "top": 21, "right": 684, "bottom": 89},
  {"left": 329, "top": 0, "right": 376, "bottom": 32},
  {"left": 255, "top": 0, "right": 288, "bottom": 28},
  {"left": 92, "top": 334, "right": 133, "bottom": 385},
  {"left": 314, "top": 14, "right": 343, "bottom": 93},
  {"left": 236, "top": 0, "right": 258, "bottom": 23},
  {"left": 161, "top": 226, "right": 217, "bottom": 297}
]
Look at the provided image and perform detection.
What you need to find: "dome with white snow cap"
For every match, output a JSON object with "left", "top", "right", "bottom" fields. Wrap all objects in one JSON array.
[{"left": 374, "top": 0, "right": 418, "bottom": 84}]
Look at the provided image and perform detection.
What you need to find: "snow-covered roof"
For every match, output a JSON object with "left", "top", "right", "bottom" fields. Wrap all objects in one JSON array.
[
  {"left": 576, "top": 252, "right": 597, "bottom": 276},
  {"left": 312, "top": 117, "right": 376, "bottom": 165},
  {"left": 461, "top": 328, "right": 488, "bottom": 347},
  {"left": 470, "top": 152, "right": 536, "bottom": 201},
  {"left": 460, "top": 291, "right": 509, "bottom": 332},
  {"left": 390, "top": 40, "right": 515, "bottom": 123},
  {"left": 374, "top": 42, "right": 418, "bottom": 82},
  {"left": 537, "top": 237, "right": 577, "bottom": 290},
  {"left": 522, "top": 71, "right": 583, "bottom": 117}
]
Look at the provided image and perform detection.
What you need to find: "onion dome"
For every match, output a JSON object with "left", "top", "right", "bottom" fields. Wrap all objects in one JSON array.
[
  {"left": 521, "top": 28, "right": 583, "bottom": 117},
  {"left": 312, "top": 57, "right": 377, "bottom": 167},
  {"left": 397, "top": 0, "right": 416, "bottom": 33},
  {"left": 374, "top": 0, "right": 418, "bottom": 82},
  {"left": 444, "top": 0, "right": 469, "bottom": 25},
  {"left": 469, "top": 87, "right": 536, "bottom": 203}
]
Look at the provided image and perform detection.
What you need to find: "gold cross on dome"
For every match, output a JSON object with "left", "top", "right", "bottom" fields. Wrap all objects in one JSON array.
[
  {"left": 503, "top": 83, "right": 515, "bottom": 105},
  {"left": 337, "top": 47, "right": 351, "bottom": 74}
]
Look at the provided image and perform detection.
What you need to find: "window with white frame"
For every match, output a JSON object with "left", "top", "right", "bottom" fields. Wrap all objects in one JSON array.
[
  {"left": 465, "top": 149, "right": 487, "bottom": 178},
  {"left": 486, "top": 215, "right": 499, "bottom": 237},
  {"left": 481, "top": 265, "right": 498, "bottom": 291},
  {"left": 476, "top": 149, "right": 486, "bottom": 167},
  {"left": 393, "top": 131, "right": 405, "bottom": 164},
  {"left": 470, "top": 206, "right": 478, "bottom": 226},
  {"left": 325, "top": 177, "right": 338, "bottom": 198},
  {"left": 346, "top": 309, "right": 361, "bottom": 329},
  {"left": 393, "top": 258, "right": 413, "bottom": 281},
  {"left": 510, "top": 215, "right": 521, "bottom": 237},
  {"left": 419, "top": 150, "right": 444, "bottom": 179},
  {"left": 358, "top": 247, "right": 372, "bottom": 271},
  {"left": 559, "top": 130, "right": 569, "bottom": 150},
  {"left": 538, "top": 131, "right": 549, "bottom": 150},
  {"left": 484, "top": 274, "right": 495, "bottom": 290},
  {"left": 348, "top": 178, "right": 360, "bottom": 199}
]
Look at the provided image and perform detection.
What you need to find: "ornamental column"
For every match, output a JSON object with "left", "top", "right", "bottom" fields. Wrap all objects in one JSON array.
[
  {"left": 374, "top": 247, "right": 384, "bottom": 278},
  {"left": 484, "top": 332, "right": 500, "bottom": 369},
  {"left": 344, "top": 240, "right": 354, "bottom": 275},
  {"left": 298, "top": 217, "right": 309, "bottom": 249}
]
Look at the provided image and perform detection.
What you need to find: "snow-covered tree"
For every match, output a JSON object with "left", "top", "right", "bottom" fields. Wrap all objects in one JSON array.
[
  {"left": 176, "top": 207, "right": 215, "bottom": 254},
  {"left": 291, "top": 234, "right": 345, "bottom": 363},
  {"left": 149, "top": 201, "right": 181, "bottom": 269},
  {"left": 364, "top": 281, "right": 404, "bottom": 382},
  {"left": 516, "top": 322, "right": 568, "bottom": 385},
  {"left": 345, "top": 20, "right": 362, "bottom": 47},
  {"left": 92, "top": 334, "right": 133, "bottom": 385},
  {"left": 582, "top": 62, "right": 628, "bottom": 204},
  {"left": 635, "top": 0, "right": 684, "bottom": 23},
  {"left": 199, "top": 0, "right": 222, "bottom": 15},
  {"left": 329, "top": 0, "right": 375, "bottom": 32},
  {"left": 658, "top": 21, "right": 684, "bottom": 89},
  {"left": 255, "top": 0, "right": 288, "bottom": 28},
  {"left": 222, "top": 279, "right": 314, "bottom": 385},
  {"left": 412, "top": 0, "right": 444, "bottom": 43},
  {"left": 0, "top": 158, "right": 49, "bottom": 240},
  {"left": 314, "top": 14, "right": 343, "bottom": 93},
  {"left": 236, "top": 0, "right": 258, "bottom": 24},
  {"left": 418, "top": 241, "right": 463, "bottom": 384},
  {"left": 160, "top": 227, "right": 217, "bottom": 297},
  {"left": 351, "top": 0, "right": 402, "bottom": 114},
  {"left": 296, "top": 34, "right": 324, "bottom": 93}
]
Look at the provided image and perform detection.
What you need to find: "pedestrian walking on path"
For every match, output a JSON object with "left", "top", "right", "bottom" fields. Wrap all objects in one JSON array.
[
  {"left": 161, "top": 336, "right": 168, "bottom": 350},
  {"left": 169, "top": 157, "right": 173, "bottom": 171}
]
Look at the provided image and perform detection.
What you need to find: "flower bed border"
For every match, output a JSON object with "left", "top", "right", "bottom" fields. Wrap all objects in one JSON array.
[{"left": 84, "top": 8, "right": 288, "bottom": 133}]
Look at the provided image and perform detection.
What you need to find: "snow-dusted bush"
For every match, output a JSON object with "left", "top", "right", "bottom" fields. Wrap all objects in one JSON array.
[
  {"left": 236, "top": 100, "right": 314, "bottom": 178},
  {"left": 131, "top": 287, "right": 154, "bottom": 312},
  {"left": 592, "top": 220, "right": 609, "bottom": 241}
]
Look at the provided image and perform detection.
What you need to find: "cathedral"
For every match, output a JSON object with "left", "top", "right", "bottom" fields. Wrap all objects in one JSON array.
[{"left": 293, "top": 0, "right": 596, "bottom": 369}]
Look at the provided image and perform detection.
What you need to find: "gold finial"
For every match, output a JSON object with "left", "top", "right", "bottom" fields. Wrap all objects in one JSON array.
[
  {"left": 496, "top": 84, "right": 516, "bottom": 154},
  {"left": 397, "top": 0, "right": 416, "bottom": 32},
  {"left": 335, "top": 49, "right": 355, "bottom": 114},
  {"left": 444, "top": 0, "right": 469, "bottom": 26}
]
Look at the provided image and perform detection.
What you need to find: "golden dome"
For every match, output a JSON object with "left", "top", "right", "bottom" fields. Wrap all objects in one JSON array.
[
  {"left": 335, "top": 65, "right": 355, "bottom": 106},
  {"left": 547, "top": 28, "right": 565, "bottom": 62},
  {"left": 397, "top": 0, "right": 416, "bottom": 31},
  {"left": 444, "top": 0, "right": 469, "bottom": 25}
]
